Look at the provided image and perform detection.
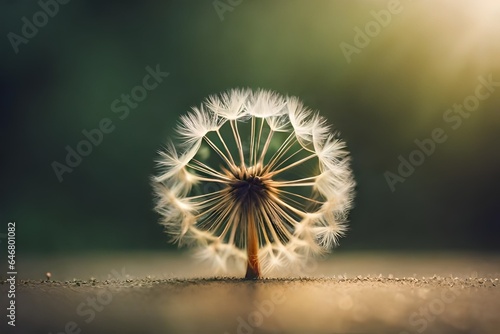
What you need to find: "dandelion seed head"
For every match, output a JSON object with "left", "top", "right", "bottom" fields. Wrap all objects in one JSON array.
[
  {"left": 176, "top": 105, "right": 222, "bottom": 145},
  {"left": 153, "top": 88, "right": 355, "bottom": 276},
  {"left": 246, "top": 89, "right": 286, "bottom": 118},
  {"left": 205, "top": 88, "right": 249, "bottom": 120}
]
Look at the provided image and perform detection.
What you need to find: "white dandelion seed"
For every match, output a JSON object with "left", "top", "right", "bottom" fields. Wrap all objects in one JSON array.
[{"left": 152, "top": 88, "right": 355, "bottom": 279}]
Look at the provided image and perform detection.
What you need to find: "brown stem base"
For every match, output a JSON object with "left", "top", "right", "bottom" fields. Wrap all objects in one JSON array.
[
  {"left": 244, "top": 210, "right": 261, "bottom": 280},
  {"left": 245, "top": 255, "right": 260, "bottom": 279}
]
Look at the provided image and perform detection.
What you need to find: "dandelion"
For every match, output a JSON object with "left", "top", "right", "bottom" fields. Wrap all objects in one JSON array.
[{"left": 152, "top": 88, "right": 355, "bottom": 279}]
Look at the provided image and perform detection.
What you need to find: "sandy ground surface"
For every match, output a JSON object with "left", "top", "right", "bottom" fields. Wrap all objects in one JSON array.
[{"left": 1, "top": 252, "right": 499, "bottom": 334}]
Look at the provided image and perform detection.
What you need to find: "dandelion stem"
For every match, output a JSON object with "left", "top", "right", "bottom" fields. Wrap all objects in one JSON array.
[
  {"left": 273, "top": 175, "right": 318, "bottom": 184},
  {"left": 269, "top": 153, "right": 317, "bottom": 176},
  {"left": 258, "top": 128, "right": 274, "bottom": 165},
  {"left": 203, "top": 136, "right": 233, "bottom": 168},
  {"left": 231, "top": 120, "right": 245, "bottom": 168},
  {"left": 188, "top": 160, "right": 230, "bottom": 180},
  {"left": 245, "top": 208, "right": 261, "bottom": 279},
  {"left": 263, "top": 200, "right": 297, "bottom": 239},
  {"left": 264, "top": 132, "right": 295, "bottom": 172},
  {"left": 216, "top": 130, "right": 236, "bottom": 166},
  {"left": 271, "top": 146, "right": 304, "bottom": 171},
  {"left": 272, "top": 182, "right": 316, "bottom": 187},
  {"left": 249, "top": 117, "right": 255, "bottom": 166},
  {"left": 255, "top": 118, "right": 265, "bottom": 165},
  {"left": 259, "top": 203, "right": 287, "bottom": 246}
]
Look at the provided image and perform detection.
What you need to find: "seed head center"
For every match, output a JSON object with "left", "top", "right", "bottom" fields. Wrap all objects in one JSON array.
[{"left": 229, "top": 166, "right": 272, "bottom": 206}]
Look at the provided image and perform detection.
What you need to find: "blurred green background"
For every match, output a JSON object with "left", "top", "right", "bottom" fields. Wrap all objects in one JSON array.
[{"left": 1, "top": 0, "right": 499, "bottom": 255}]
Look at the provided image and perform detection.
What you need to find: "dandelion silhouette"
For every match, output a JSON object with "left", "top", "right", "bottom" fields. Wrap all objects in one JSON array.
[{"left": 152, "top": 89, "right": 355, "bottom": 279}]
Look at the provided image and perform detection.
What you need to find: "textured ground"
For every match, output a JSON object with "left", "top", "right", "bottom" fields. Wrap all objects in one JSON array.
[{"left": 1, "top": 252, "right": 499, "bottom": 334}]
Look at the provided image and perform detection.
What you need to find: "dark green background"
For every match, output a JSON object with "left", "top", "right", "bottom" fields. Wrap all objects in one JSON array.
[{"left": 1, "top": 0, "right": 499, "bottom": 254}]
